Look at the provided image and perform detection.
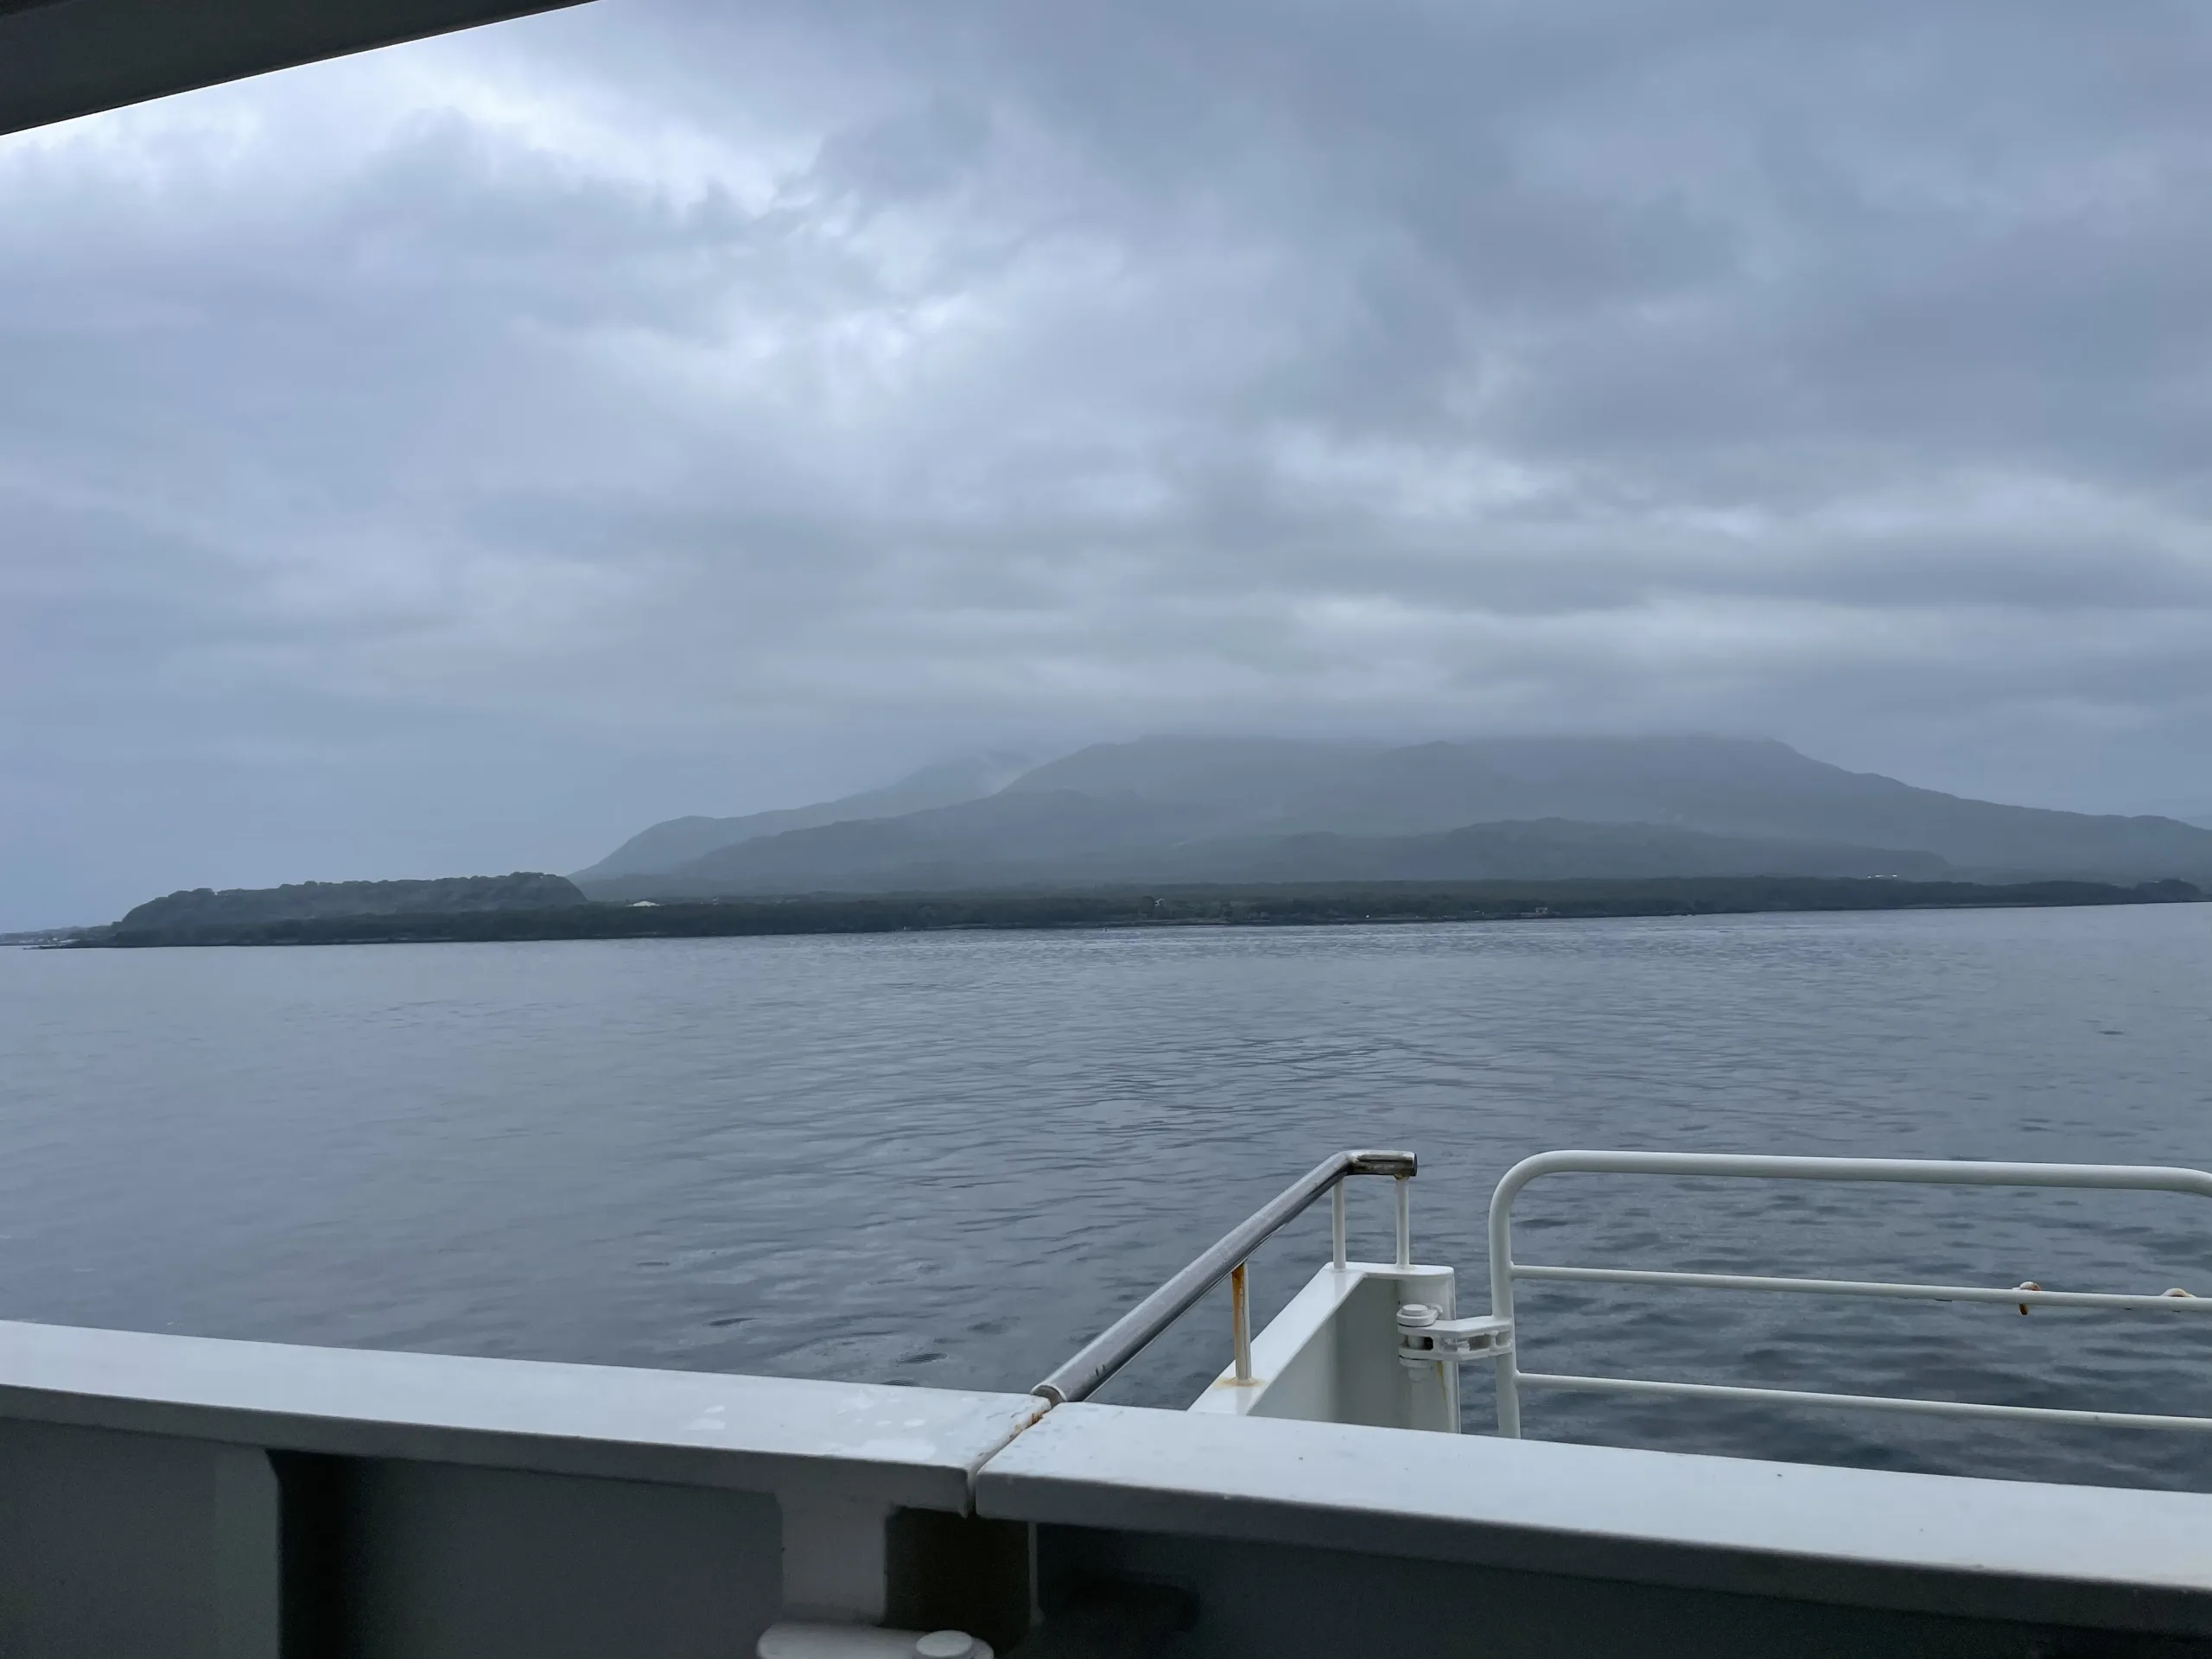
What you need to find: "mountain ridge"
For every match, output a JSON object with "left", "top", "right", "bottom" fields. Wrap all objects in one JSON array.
[
  {"left": 574, "top": 751, "right": 1031, "bottom": 880},
  {"left": 579, "top": 813, "right": 1952, "bottom": 900},
  {"left": 573, "top": 734, "right": 2212, "bottom": 899},
  {"left": 118, "top": 873, "right": 582, "bottom": 931}
]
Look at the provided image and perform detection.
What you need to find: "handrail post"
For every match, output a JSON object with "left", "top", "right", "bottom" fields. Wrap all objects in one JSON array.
[
  {"left": 1331, "top": 1180, "right": 1347, "bottom": 1270},
  {"left": 1489, "top": 1171, "right": 1522, "bottom": 1437},
  {"left": 1394, "top": 1175, "right": 1412, "bottom": 1269},
  {"left": 1230, "top": 1262, "right": 1253, "bottom": 1384}
]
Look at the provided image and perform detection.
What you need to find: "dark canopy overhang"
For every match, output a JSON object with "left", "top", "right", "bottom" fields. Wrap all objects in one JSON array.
[{"left": 0, "top": 0, "right": 589, "bottom": 137}]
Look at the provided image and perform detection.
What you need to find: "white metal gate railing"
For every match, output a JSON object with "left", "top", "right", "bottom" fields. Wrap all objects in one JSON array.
[{"left": 1488, "top": 1152, "right": 2212, "bottom": 1439}]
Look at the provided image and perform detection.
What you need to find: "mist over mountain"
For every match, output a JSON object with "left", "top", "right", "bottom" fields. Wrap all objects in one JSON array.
[
  {"left": 585, "top": 814, "right": 1947, "bottom": 899},
  {"left": 575, "top": 753, "right": 1031, "bottom": 881},
  {"left": 1008, "top": 737, "right": 2212, "bottom": 871},
  {"left": 574, "top": 735, "right": 2212, "bottom": 900}
]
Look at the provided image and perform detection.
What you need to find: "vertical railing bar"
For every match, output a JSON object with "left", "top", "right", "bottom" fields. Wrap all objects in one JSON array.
[
  {"left": 1394, "top": 1174, "right": 1412, "bottom": 1269},
  {"left": 1491, "top": 1169, "right": 1522, "bottom": 1438},
  {"left": 1331, "top": 1179, "right": 1347, "bottom": 1269},
  {"left": 1230, "top": 1261, "right": 1253, "bottom": 1383}
]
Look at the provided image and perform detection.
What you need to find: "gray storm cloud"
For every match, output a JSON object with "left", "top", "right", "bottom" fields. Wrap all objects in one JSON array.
[{"left": 3, "top": 0, "right": 2210, "bottom": 925}]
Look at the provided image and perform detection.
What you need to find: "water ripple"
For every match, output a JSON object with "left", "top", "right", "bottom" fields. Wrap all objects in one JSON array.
[{"left": 3, "top": 903, "right": 2209, "bottom": 1488}]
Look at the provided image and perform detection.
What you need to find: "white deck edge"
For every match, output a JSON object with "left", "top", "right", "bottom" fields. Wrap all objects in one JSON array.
[
  {"left": 13, "top": 1316, "right": 2212, "bottom": 1634},
  {"left": 975, "top": 1402, "right": 2212, "bottom": 1633},
  {"left": 0, "top": 1319, "right": 1044, "bottom": 1510}
]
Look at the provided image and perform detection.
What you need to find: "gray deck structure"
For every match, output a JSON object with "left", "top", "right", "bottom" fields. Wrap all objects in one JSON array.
[
  {"left": 0, "top": 1319, "right": 1044, "bottom": 1656},
  {"left": 3, "top": 1316, "right": 2209, "bottom": 1656}
]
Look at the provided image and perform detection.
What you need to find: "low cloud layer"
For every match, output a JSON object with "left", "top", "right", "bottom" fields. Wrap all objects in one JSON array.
[{"left": 6, "top": 0, "right": 2212, "bottom": 925}]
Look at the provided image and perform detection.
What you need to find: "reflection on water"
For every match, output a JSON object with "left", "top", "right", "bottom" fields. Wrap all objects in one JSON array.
[{"left": 3, "top": 902, "right": 2210, "bottom": 1488}]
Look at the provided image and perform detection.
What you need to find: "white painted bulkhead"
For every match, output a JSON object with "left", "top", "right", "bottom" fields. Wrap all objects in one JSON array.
[{"left": 1186, "top": 1261, "right": 1459, "bottom": 1432}]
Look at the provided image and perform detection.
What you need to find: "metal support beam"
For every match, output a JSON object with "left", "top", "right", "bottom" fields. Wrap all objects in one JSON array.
[
  {"left": 212, "top": 1446, "right": 281, "bottom": 1659},
  {"left": 780, "top": 1488, "right": 893, "bottom": 1623}
]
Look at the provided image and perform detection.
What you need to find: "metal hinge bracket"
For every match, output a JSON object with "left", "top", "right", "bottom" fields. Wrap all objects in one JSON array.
[{"left": 1396, "top": 1304, "right": 1513, "bottom": 1368}]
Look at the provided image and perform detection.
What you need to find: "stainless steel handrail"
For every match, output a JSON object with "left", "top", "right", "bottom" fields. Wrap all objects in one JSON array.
[
  {"left": 1033, "top": 1147, "right": 1417, "bottom": 1405},
  {"left": 1488, "top": 1151, "right": 2212, "bottom": 1438}
]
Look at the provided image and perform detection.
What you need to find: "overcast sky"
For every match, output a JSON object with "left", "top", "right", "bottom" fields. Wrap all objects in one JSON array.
[{"left": 5, "top": 0, "right": 2212, "bottom": 926}]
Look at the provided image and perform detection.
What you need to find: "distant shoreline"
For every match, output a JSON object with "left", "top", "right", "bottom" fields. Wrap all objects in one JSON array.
[{"left": 69, "top": 875, "right": 2205, "bottom": 948}]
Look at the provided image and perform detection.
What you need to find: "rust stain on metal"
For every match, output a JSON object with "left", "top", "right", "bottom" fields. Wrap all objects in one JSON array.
[
  {"left": 1349, "top": 1150, "right": 1418, "bottom": 1179},
  {"left": 1230, "top": 1261, "right": 1255, "bottom": 1384}
]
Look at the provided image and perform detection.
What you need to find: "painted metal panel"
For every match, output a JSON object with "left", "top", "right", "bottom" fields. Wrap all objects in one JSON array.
[
  {"left": 978, "top": 1402, "right": 2212, "bottom": 1635},
  {"left": 0, "top": 1322, "right": 1048, "bottom": 1649},
  {"left": 0, "top": 1418, "right": 276, "bottom": 1659},
  {"left": 0, "top": 1319, "right": 1043, "bottom": 1509},
  {"left": 342, "top": 1459, "right": 780, "bottom": 1659},
  {"left": 1187, "top": 1262, "right": 1459, "bottom": 1431},
  {"left": 1040, "top": 1522, "right": 2108, "bottom": 1659}
]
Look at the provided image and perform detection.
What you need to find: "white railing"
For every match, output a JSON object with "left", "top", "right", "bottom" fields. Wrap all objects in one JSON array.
[
  {"left": 1487, "top": 1151, "right": 2212, "bottom": 1439},
  {"left": 1036, "top": 1149, "right": 1418, "bottom": 1405}
]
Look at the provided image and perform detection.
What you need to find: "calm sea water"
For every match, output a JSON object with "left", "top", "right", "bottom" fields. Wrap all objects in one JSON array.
[{"left": 4, "top": 904, "right": 2211, "bottom": 1489}]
